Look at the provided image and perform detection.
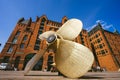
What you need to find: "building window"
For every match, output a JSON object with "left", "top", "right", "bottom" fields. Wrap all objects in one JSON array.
[
  {"left": 99, "top": 44, "right": 103, "bottom": 48},
  {"left": 7, "top": 46, "right": 13, "bottom": 53},
  {"left": 40, "top": 25, "right": 44, "bottom": 29},
  {"left": 39, "top": 18, "right": 46, "bottom": 30},
  {"left": 35, "top": 39, "right": 41, "bottom": 44},
  {"left": 41, "top": 18, "right": 46, "bottom": 25},
  {"left": 3, "top": 56, "right": 10, "bottom": 63},
  {"left": 80, "top": 34, "right": 82, "bottom": 37},
  {"left": 12, "top": 31, "right": 21, "bottom": 44},
  {"left": 16, "top": 31, "right": 20, "bottom": 36},
  {"left": 90, "top": 38, "right": 92, "bottom": 41},
  {"left": 34, "top": 38, "right": 40, "bottom": 50},
  {"left": 34, "top": 18, "right": 46, "bottom": 50},
  {"left": 26, "top": 27, "right": 30, "bottom": 31},
  {"left": 23, "top": 35, "right": 28, "bottom": 41},
  {"left": 105, "top": 49, "right": 108, "bottom": 53},
  {"left": 81, "top": 37, "right": 84, "bottom": 40},
  {"left": 97, "top": 39, "right": 101, "bottom": 43},
  {"left": 101, "top": 50, "right": 105, "bottom": 55},
  {"left": 12, "top": 37, "right": 17, "bottom": 43},
  {"left": 82, "top": 42, "right": 84, "bottom": 45},
  {"left": 96, "top": 34, "right": 98, "bottom": 38},
  {"left": 38, "top": 30, "right": 42, "bottom": 34},
  {"left": 20, "top": 43, "right": 24, "bottom": 49},
  {"left": 34, "top": 46, "right": 40, "bottom": 50}
]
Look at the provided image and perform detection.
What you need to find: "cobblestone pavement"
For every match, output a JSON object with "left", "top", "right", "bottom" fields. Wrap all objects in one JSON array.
[{"left": 0, "top": 71, "right": 120, "bottom": 80}]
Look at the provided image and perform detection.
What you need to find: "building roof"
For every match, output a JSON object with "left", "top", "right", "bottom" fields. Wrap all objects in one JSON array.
[
  {"left": 88, "top": 23, "right": 103, "bottom": 36},
  {"left": 21, "top": 20, "right": 29, "bottom": 24},
  {"left": 104, "top": 30, "right": 120, "bottom": 36},
  {"left": 113, "top": 29, "right": 119, "bottom": 34}
]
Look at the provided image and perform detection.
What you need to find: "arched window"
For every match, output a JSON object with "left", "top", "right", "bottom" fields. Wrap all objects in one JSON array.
[
  {"left": 23, "top": 35, "right": 28, "bottom": 41},
  {"left": 7, "top": 45, "right": 13, "bottom": 53},
  {"left": 12, "top": 31, "right": 21, "bottom": 44},
  {"left": 16, "top": 31, "right": 20, "bottom": 36},
  {"left": 20, "top": 43, "right": 24, "bottom": 49},
  {"left": 12, "top": 37, "right": 17, "bottom": 43}
]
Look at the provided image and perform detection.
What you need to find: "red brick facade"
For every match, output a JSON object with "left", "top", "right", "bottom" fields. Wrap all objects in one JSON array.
[{"left": 88, "top": 23, "right": 120, "bottom": 71}]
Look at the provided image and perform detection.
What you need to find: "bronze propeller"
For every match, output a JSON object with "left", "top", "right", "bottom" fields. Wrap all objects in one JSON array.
[{"left": 24, "top": 19, "right": 94, "bottom": 78}]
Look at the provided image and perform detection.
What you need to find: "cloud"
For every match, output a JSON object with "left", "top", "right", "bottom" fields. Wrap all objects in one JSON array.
[
  {"left": 86, "top": 20, "right": 115, "bottom": 31},
  {"left": 96, "top": 20, "right": 104, "bottom": 24},
  {"left": 86, "top": 24, "right": 97, "bottom": 31},
  {"left": 103, "top": 24, "right": 113, "bottom": 29},
  {"left": 100, "top": 21, "right": 115, "bottom": 31}
]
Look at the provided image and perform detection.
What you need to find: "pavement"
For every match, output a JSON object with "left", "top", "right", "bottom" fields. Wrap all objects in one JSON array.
[{"left": 0, "top": 71, "right": 120, "bottom": 80}]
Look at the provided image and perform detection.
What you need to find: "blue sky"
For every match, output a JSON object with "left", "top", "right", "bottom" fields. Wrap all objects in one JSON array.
[{"left": 0, "top": 0, "right": 120, "bottom": 52}]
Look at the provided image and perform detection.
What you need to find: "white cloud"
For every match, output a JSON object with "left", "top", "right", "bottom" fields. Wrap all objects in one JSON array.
[
  {"left": 96, "top": 20, "right": 104, "bottom": 24},
  {"left": 101, "top": 23, "right": 107, "bottom": 27},
  {"left": 86, "top": 24, "right": 97, "bottom": 31},
  {"left": 103, "top": 24, "right": 113, "bottom": 29},
  {"left": 86, "top": 20, "right": 115, "bottom": 31}
]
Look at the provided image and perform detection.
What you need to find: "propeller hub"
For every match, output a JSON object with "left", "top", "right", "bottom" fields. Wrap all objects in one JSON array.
[{"left": 47, "top": 35, "right": 56, "bottom": 43}]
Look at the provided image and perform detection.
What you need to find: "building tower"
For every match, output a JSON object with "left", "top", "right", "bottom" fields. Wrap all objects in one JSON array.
[{"left": 88, "top": 23, "right": 120, "bottom": 71}]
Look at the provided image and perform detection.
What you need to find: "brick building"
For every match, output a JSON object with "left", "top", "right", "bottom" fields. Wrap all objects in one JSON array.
[
  {"left": 0, "top": 15, "right": 91, "bottom": 71},
  {"left": 0, "top": 15, "right": 120, "bottom": 71},
  {"left": 88, "top": 23, "right": 120, "bottom": 71}
]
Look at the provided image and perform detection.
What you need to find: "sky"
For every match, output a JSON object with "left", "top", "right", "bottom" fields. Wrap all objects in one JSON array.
[{"left": 0, "top": 0, "right": 120, "bottom": 52}]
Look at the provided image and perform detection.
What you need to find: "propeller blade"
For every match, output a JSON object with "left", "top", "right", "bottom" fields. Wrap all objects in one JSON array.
[
  {"left": 55, "top": 39, "right": 94, "bottom": 78},
  {"left": 57, "top": 19, "right": 83, "bottom": 40},
  {"left": 39, "top": 31, "right": 56, "bottom": 40},
  {"left": 24, "top": 48, "right": 48, "bottom": 75}
]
